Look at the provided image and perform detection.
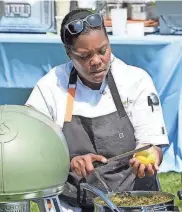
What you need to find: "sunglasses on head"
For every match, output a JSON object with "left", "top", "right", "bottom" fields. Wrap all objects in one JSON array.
[{"left": 63, "top": 13, "right": 103, "bottom": 43}]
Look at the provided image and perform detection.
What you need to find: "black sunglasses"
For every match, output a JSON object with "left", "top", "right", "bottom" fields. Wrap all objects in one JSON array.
[{"left": 63, "top": 13, "right": 103, "bottom": 43}]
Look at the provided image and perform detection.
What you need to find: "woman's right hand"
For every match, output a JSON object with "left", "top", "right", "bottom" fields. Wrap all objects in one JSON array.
[{"left": 70, "top": 153, "right": 107, "bottom": 178}]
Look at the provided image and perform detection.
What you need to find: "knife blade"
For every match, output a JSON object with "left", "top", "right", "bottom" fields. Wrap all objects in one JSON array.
[
  {"left": 93, "top": 144, "right": 153, "bottom": 168},
  {"left": 107, "top": 144, "right": 153, "bottom": 163}
]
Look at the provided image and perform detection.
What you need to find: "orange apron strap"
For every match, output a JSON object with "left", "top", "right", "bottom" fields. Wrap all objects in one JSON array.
[
  {"left": 64, "top": 68, "right": 77, "bottom": 122},
  {"left": 64, "top": 86, "right": 76, "bottom": 122}
]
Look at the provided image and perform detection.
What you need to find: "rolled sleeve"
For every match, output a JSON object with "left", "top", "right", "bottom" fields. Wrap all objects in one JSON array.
[{"left": 131, "top": 72, "right": 169, "bottom": 147}]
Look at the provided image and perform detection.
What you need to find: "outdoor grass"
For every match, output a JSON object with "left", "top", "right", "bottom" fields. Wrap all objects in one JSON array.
[{"left": 158, "top": 172, "right": 182, "bottom": 211}]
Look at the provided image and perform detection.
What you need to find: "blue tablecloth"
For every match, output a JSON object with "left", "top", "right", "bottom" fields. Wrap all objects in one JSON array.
[{"left": 0, "top": 33, "right": 182, "bottom": 173}]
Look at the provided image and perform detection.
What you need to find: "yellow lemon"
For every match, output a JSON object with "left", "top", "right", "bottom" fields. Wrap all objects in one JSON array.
[
  {"left": 136, "top": 153, "right": 156, "bottom": 165},
  {"left": 135, "top": 150, "right": 149, "bottom": 157},
  {"left": 147, "top": 154, "right": 156, "bottom": 164},
  {"left": 135, "top": 155, "right": 150, "bottom": 165}
]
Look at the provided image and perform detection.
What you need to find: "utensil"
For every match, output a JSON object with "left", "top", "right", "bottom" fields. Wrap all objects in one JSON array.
[
  {"left": 80, "top": 183, "right": 120, "bottom": 212},
  {"left": 108, "top": 144, "right": 152, "bottom": 163},
  {"left": 93, "top": 144, "right": 153, "bottom": 169},
  {"left": 94, "top": 169, "right": 114, "bottom": 195}
]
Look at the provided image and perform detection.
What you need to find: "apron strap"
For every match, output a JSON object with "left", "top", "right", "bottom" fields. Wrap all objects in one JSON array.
[
  {"left": 108, "top": 71, "right": 128, "bottom": 118},
  {"left": 64, "top": 68, "right": 77, "bottom": 122}
]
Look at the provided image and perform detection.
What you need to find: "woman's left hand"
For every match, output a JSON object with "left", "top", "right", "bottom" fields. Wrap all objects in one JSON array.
[{"left": 129, "top": 145, "right": 162, "bottom": 178}]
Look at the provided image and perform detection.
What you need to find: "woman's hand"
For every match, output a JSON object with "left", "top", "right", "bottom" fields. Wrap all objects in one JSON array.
[
  {"left": 70, "top": 153, "right": 107, "bottom": 178},
  {"left": 129, "top": 145, "right": 163, "bottom": 178}
]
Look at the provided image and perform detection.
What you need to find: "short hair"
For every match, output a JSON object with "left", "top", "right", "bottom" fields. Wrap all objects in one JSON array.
[{"left": 60, "top": 9, "right": 108, "bottom": 47}]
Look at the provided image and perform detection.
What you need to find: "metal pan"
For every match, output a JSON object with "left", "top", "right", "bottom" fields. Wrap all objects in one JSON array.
[{"left": 80, "top": 183, "right": 175, "bottom": 212}]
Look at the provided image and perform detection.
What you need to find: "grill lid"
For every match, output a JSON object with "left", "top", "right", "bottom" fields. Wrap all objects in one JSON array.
[{"left": 0, "top": 105, "right": 70, "bottom": 202}]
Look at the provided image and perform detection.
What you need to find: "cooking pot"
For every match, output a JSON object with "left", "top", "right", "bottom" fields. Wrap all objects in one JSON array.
[
  {"left": 0, "top": 105, "right": 70, "bottom": 202},
  {"left": 80, "top": 183, "right": 176, "bottom": 212}
]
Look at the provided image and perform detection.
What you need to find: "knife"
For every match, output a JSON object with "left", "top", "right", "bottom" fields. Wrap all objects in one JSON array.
[{"left": 93, "top": 144, "right": 153, "bottom": 168}]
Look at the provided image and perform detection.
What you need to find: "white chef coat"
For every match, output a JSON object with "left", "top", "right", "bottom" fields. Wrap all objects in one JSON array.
[{"left": 26, "top": 54, "right": 169, "bottom": 212}]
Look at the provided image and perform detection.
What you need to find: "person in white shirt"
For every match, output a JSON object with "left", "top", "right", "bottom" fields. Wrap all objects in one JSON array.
[{"left": 26, "top": 9, "right": 169, "bottom": 212}]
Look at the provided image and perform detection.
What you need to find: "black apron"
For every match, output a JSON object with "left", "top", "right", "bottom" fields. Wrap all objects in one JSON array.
[{"left": 59, "top": 67, "right": 159, "bottom": 210}]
